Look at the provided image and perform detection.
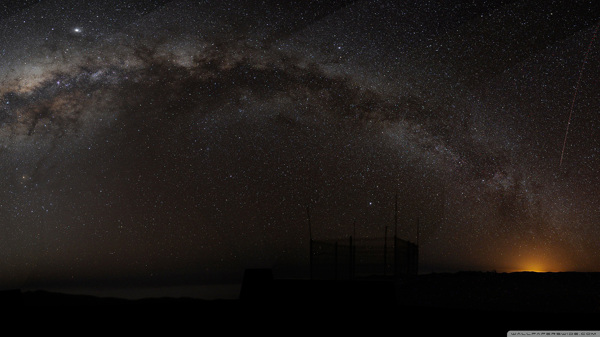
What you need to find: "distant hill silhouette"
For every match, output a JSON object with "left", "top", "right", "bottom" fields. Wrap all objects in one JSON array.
[
  {"left": 7, "top": 271, "right": 600, "bottom": 312},
  {"left": 7, "top": 270, "right": 600, "bottom": 336},
  {"left": 397, "top": 271, "right": 600, "bottom": 313}
]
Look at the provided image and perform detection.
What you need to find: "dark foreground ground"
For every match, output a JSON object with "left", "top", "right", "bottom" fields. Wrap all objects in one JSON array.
[{"left": 6, "top": 271, "right": 600, "bottom": 335}]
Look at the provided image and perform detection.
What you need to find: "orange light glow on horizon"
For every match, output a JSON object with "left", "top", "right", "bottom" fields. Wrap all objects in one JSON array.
[{"left": 505, "top": 254, "right": 565, "bottom": 273}]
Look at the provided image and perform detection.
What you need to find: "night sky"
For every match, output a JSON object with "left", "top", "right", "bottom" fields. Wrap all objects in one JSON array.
[{"left": 0, "top": 0, "right": 599, "bottom": 297}]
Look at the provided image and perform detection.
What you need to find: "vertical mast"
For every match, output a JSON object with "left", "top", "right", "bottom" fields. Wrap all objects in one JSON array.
[
  {"left": 394, "top": 192, "right": 398, "bottom": 239},
  {"left": 352, "top": 219, "right": 356, "bottom": 280},
  {"left": 393, "top": 192, "right": 398, "bottom": 276},
  {"left": 307, "top": 205, "right": 313, "bottom": 280},
  {"left": 416, "top": 217, "right": 420, "bottom": 246},
  {"left": 384, "top": 225, "right": 388, "bottom": 276}
]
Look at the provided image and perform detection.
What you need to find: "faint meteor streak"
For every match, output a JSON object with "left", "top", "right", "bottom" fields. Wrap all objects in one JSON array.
[{"left": 559, "top": 22, "right": 599, "bottom": 167}]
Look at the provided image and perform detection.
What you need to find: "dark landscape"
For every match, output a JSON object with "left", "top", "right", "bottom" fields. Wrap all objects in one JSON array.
[
  {"left": 8, "top": 270, "right": 600, "bottom": 335},
  {"left": 14, "top": 270, "right": 600, "bottom": 311}
]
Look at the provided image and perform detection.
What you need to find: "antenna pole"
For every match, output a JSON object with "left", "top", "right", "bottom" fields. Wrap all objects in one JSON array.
[
  {"left": 352, "top": 219, "right": 356, "bottom": 280},
  {"left": 394, "top": 192, "right": 398, "bottom": 239},
  {"left": 416, "top": 217, "right": 420, "bottom": 246},
  {"left": 416, "top": 217, "right": 420, "bottom": 275},
  {"left": 307, "top": 205, "right": 313, "bottom": 280},
  {"left": 349, "top": 235, "right": 353, "bottom": 280},
  {"left": 384, "top": 225, "right": 388, "bottom": 276},
  {"left": 393, "top": 193, "right": 399, "bottom": 276}
]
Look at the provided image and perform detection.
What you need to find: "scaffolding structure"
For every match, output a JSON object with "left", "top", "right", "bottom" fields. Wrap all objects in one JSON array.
[
  {"left": 310, "top": 236, "right": 418, "bottom": 280},
  {"left": 306, "top": 193, "right": 419, "bottom": 280}
]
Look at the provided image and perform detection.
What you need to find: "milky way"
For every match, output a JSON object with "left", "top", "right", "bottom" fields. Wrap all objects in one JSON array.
[{"left": 0, "top": 0, "right": 599, "bottom": 292}]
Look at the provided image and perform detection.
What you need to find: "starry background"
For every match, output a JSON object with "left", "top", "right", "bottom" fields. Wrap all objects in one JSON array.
[{"left": 0, "top": 0, "right": 599, "bottom": 297}]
